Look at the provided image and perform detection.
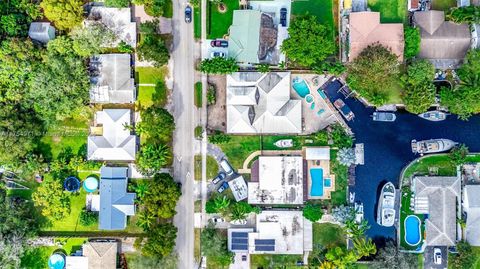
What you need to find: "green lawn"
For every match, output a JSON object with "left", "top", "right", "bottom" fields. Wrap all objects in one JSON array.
[
  {"left": 250, "top": 254, "right": 303, "bottom": 269},
  {"left": 473, "top": 247, "right": 480, "bottom": 269},
  {"left": 312, "top": 223, "right": 345, "bottom": 248},
  {"left": 431, "top": 0, "right": 456, "bottom": 11},
  {"left": 207, "top": 0, "right": 239, "bottom": 39},
  {"left": 194, "top": 6, "right": 201, "bottom": 39},
  {"left": 331, "top": 150, "right": 348, "bottom": 206},
  {"left": 21, "top": 237, "right": 87, "bottom": 269},
  {"left": 292, "top": 0, "right": 336, "bottom": 40},
  {"left": 194, "top": 155, "right": 219, "bottom": 180},
  {"left": 135, "top": 66, "right": 168, "bottom": 85},
  {"left": 195, "top": 82, "right": 202, "bottom": 108},
  {"left": 403, "top": 155, "right": 457, "bottom": 180},
  {"left": 399, "top": 188, "right": 425, "bottom": 250},
  {"left": 137, "top": 86, "right": 156, "bottom": 108},
  {"left": 194, "top": 228, "right": 201, "bottom": 263},
  {"left": 368, "top": 0, "right": 407, "bottom": 23}
]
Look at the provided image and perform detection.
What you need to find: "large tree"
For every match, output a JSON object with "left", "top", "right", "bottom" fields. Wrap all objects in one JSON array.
[
  {"left": 281, "top": 15, "right": 336, "bottom": 67},
  {"left": 142, "top": 223, "right": 177, "bottom": 258},
  {"left": 136, "top": 106, "right": 175, "bottom": 144},
  {"left": 137, "top": 27, "right": 170, "bottom": 67},
  {"left": 40, "top": 0, "right": 85, "bottom": 30},
  {"left": 200, "top": 224, "right": 234, "bottom": 266},
  {"left": 347, "top": 44, "right": 401, "bottom": 106},
  {"left": 401, "top": 59, "right": 436, "bottom": 114},
  {"left": 0, "top": 0, "right": 41, "bottom": 38},
  {"left": 136, "top": 144, "right": 173, "bottom": 175},
  {"left": 371, "top": 241, "right": 418, "bottom": 269},
  {"left": 440, "top": 49, "right": 480, "bottom": 119},
  {"left": 70, "top": 22, "right": 117, "bottom": 57},
  {"left": 32, "top": 178, "right": 71, "bottom": 220},
  {"left": 138, "top": 173, "right": 181, "bottom": 220}
]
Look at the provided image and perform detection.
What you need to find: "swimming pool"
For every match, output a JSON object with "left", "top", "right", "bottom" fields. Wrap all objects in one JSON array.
[
  {"left": 292, "top": 77, "right": 310, "bottom": 98},
  {"left": 404, "top": 215, "right": 421, "bottom": 246},
  {"left": 324, "top": 178, "right": 332, "bottom": 187},
  {"left": 310, "top": 168, "right": 324, "bottom": 197}
]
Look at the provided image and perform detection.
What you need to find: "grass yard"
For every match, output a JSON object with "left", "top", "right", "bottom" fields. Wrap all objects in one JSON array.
[
  {"left": 135, "top": 66, "right": 168, "bottom": 85},
  {"left": 21, "top": 237, "right": 87, "bottom": 269},
  {"left": 399, "top": 188, "right": 425, "bottom": 250},
  {"left": 431, "top": 0, "right": 457, "bottom": 11},
  {"left": 368, "top": 0, "right": 407, "bottom": 23},
  {"left": 194, "top": 6, "right": 201, "bottom": 39},
  {"left": 403, "top": 155, "right": 457, "bottom": 180},
  {"left": 330, "top": 150, "right": 348, "bottom": 206},
  {"left": 194, "top": 228, "right": 201, "bottom": 263},
  {"left": 250, "top": 254, "right": 303, "bottom": 268},
  {"left": 207, "top": 0, "right": 239, "bottom": 39},
  {"left": 137, "top": 82, "right": 168, "bottom": 108},
  {"left": 312, "top": 223, "right": 346, "bottom": 248},
  {"left": 292, "top": 0, "right": 336, "bottom": 40},
  {"left": 195, "top": 82, "right": 202, "bottom": 108},
  {"left": 194, "top": 155, "right": 219, "bottom": 180}
]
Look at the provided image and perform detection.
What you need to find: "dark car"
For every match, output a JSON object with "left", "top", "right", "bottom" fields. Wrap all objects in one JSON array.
[
  {"left": 210, "top": 51, "right": 226, "bottom": 58},
  {"left": 280, "top": 8, "right": 287, "bottom": 27},
  {"left": 185, "top": 6, "right": 192, "bottom": 23},
  {"left": 212, "top": 172, "right": 226, "bottom": 185},
  {"left": 217, "top": 182, "right": 229, "bottom": 193},
  {"left": 210, "top": 40, "right": 228, "bottom": 48}
]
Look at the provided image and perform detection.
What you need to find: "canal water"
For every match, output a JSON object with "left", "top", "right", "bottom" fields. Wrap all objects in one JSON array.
[{"left": 324, "top": 79, "right": 480, "bottom": 241}]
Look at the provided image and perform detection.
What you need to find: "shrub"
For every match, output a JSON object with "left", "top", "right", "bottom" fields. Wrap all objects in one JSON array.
[
  {"left": 137, "top": 33, "right": 169, "bottom": 67},
  {"left": 208, "top": 130, "right": 231, "bottom": 144},
  {"left": 118, "top": 41, "right": 134, "bottom": 53},
  {"left": 199, "top": 57, "right": 239, "bottom": 74},
  {"left": 105, "top": 0, "right": 130, "bottom": 7},
  {"left": 207, "top": 85, "right": 216, "bottom": 105},
  {"left": 79, "top": 209, "right": 98, "bottom": 226},
  {"left": 303, "top": 203, "right": 323, "bottom": 222},
  {"left": 404, "top": 27, "right": 420, "bottom": 59}
]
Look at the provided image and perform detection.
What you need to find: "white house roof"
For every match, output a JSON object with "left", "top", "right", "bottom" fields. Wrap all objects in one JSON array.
[
  {"left": 305, "top": 147, "right": 330, "bottom": 160},
  {"left": 228, "top": 175, "right": 248, "bottom": 202},
  {"left": 248, "top": 156, "right": 304, "bottom": 204},
  {"left": 413, "top": 176, "right": 460, "bottom": 246},
  {"left": 87, "top": 7, "right": 137, "bottom": 47},
  {"left": 88, "top": 109, "right": 137, "bottom": 161},
  {"left": 226, "top": 72, "right": 302, "bottom": 134},
  {"left": 89, "top": 54, "right": 135, "bottom": 103},
  {"left": 464, "top": 185, "right": 480, "bottom": 246}
]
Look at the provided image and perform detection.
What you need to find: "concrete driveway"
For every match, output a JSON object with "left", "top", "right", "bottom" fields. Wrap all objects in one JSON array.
[{"left": 424, "top": 246, "right": 447, "bottom": 269}]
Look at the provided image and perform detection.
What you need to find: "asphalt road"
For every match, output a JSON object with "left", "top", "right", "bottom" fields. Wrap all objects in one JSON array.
[{"left": 171, "top": 1, "right": 195, "bottom": 268}]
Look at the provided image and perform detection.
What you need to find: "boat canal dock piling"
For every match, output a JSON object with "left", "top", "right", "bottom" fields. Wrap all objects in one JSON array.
[{"left": 355, "top": 143, "right": 364, "bottom": 165}]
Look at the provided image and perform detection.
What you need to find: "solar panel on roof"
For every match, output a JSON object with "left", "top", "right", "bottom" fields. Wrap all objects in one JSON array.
[
  {"left": 232, "top": 238, "right": 248, "bottom": 244},
  {"left": 255, "top": 245, "right": 275, "bottom": 251},
  {"left": 254, "top": 239, "right": 275, "bottom": 245},
  {"left": 231, "top": 243, "right": 248, "bottom": 250},
  {"left": 232, "top": 232, "right": 248, "bottom": 238}
]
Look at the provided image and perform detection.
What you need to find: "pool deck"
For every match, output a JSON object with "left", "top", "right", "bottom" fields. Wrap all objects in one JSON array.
[
  {"left": 290, "top": 74, "right": 340, "bottom": 134},
  {"left": 303, "top": 147, "right": 336, "bottom": 200}
]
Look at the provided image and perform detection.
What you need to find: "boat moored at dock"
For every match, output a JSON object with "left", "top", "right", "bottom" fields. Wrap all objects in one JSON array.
[
  {"left": 376, "top": 182, "right": 396, "bottom": 227},
  {"left": 411, "top": 139, "right": 456, "bottom": 154},
  {"left": 418, "top": 110, "right": 448, "bottom": 121}
]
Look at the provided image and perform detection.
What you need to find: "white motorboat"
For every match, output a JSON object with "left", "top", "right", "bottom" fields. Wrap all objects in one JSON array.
[
  {"left": 418, "top": 110, "right": 447, "bottom": 121},
  {"left": 355, "top": 202, "right": 364, "bottom": 223},
  {"left": 274, "top": 139, "right": 293, "bottom": 148},
  {"left": 372, "top": 111, "right": 396, "bottom": 122},
  {"left": 349, "top": 192, "right": 355, "bottom": 204},
  {"left": 376, "top": 182, "right": 396, "bottom": 227},
  {"left": 411, "top": 139, "right": 456, "bottom": 154}
]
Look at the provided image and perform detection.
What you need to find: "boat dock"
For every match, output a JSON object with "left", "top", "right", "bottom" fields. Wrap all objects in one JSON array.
[{"left": 355, "top": 143, "right": 364, "bottom": 165}]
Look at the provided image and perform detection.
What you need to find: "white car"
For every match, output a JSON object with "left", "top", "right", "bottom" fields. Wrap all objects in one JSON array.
[
  {"left": 220, "top": 159, "right": 234, "bottom": 175},
  {"left": 433, "top": 248, "right": 442, "bottom": 265},
  {"left": 211, "top": 217, "right": 224, "bottom": 223}
]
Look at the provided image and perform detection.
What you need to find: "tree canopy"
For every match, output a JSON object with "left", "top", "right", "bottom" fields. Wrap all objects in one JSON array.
[
  {"left": 136, "top": 144, "right": 173, "bottom": 175},
  {"left": 70, "top": 22, "right": 117, "bottom": 57},
  {"left": 105, "top": 0, "right": 130, "bottom": 7},
  {"left": 199, "top": 57, "right": 239, "bottom": 74},
  {"left": 281, "top": 15, "right": 336, "bottom": 67},
  {"left": 138, "top": 173, "right": 181, "bottom": 221},
  {"left": 404, "top": 27, "right": 420, "bottom": 59},
  {"left": 0, "top": 0, "right": 41, "bottom": 38},
  {"left": 447, "top": 6, "right": 480, "bottom": 24},
  {"left": 32, "top": 178, "right": 71, "bottom": 221},
  {"left": 40, "top": 0, "right": 85, "bottom": 30},
  {"left": 303, "top": 202, "right": 323, "bottom": 222},
  {"left": 401, "top": 59, "right": 436, "bottom": 114},
  {"left": 137, "top": 22, "right": 170, "bottom": 67},
  {"left": 200, "top": 224, "right": 234, "bottom": 266},
  {"left": 137, "top": 106, "right": 175, "bottom": 144},
  {"left": 142, "top": 223, "right": 178, "bottom": 258},
  {"left": 347, "top": 44, "right": 401, "bottom": 106}
]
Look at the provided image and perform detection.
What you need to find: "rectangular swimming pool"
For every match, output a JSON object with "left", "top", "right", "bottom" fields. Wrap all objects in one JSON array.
[
  {"left": 324, "top": 178, "right": 332, "bottom": 188},
  {"left": 310, "top": 168, "right": 324, "bottom": 197}
]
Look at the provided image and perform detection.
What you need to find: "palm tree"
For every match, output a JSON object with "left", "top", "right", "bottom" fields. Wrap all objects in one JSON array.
[
  {"left": 353, "top": 237, "right": 377, "bottom": 258},
  {"left": 230, "top": 205, "right": 246, "bottom": 221},
  {"left": 132, "top": 181, "right": 150, "bottom": 200},
  {"left": 136, "top": 210, "right": 155, "bottom": 231},
  {"left": 458, "top": 218, "right": 466, "bottom": 240},
  {"left": 214, "top": 196, "right": 230, "bottom": 211},
  {"left": 337, "top": 148, "right": 356, "bottom": 166}
]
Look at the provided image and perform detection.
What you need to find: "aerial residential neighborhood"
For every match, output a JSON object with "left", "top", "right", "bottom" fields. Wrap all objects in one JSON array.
[{"left": 1, "top": 0, "right": 480, "bottom": 268}]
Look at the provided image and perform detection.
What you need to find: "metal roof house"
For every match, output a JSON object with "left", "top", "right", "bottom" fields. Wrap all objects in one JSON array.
[
  {"left": 413, "top": 176, "right": 460, "bottom": 246},
  {"left": 87, "top": 109, "right": 137, "bottom": 161},
  {"left": 99, "top": 167, "right": 136, "bottom": 230},
  {"left": 226, "top": 72, "right": 302, "bottom": 134},
  {"left": 28, "top": 22, "right": 55, "bottom": 44},
  {"left": 86, "top": 6, "right": 137, "bottom": 47},
  {"left": 89, "top": 54, "right": 136, "bottom": 104},
  {"left": 464, "top": 185, "right": 480, "bottom": 246},
  {"left": 413, "top": 11, "right": 471, "bottom": 69}
]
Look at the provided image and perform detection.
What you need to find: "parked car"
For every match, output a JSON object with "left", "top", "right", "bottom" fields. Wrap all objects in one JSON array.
[
  {"left": 212, "top": 172, "right": 226, "bottom": 184},
  {"left": 220, "top": 159, "right": 234, "bottom": 175},
  {"left": 217, "top": 181, "right": 229, "bottom": 193},
  {"left": 433, "top": 248, "right": 442, "bottom": 265},
  {"left": 241, "top": 255, "right": 247, "bottom": 261},
  {"left": 211, "top": 216, "right": 224, "bottom": 223},
  {"left": 280, "top": 8, "right": 287, "bottom": 27},
  {"left": 185, "top": 6, "right": 192, "bottom": 23},
  {"left": 210, "top": 51, "right": 226, "bottom": 58},
  {"left": 210, "top": 40, "right": 228, "bottom": 47}
]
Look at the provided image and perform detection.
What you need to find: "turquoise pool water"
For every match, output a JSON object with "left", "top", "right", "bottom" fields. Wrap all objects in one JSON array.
[
  {"left": 310, "top": 168, "right": 324, "bottom": 197},
  {"left": 324, "top": 178, "right": 331, "bottom": 187},
  {"left": 293, "top": 77, "right": 310, "bottom": 98},
  {"left": 405, "top": 215, "right": 421, "bottom": 246}
]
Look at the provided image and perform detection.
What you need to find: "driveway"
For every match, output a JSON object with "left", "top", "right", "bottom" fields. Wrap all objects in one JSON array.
[{"left": 424, "top": 246, "right": 447, "bottom": 269}]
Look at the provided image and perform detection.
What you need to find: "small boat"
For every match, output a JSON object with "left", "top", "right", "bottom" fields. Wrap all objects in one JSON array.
[
  {"left": 419, "top": 110, "right": 448, "bottom": 121},
  {"left": 349, "top": 191, "right": 355, "bottom": 204},
  {"left": 334, "top": 99, "right": 354, "bottom": 121},
  {"left": 274, "top": 139, "right": 293, "bottom": 148},
  {"left": 376, "top": 182, "right": 396, "bottom": 227},
  {"left": 354, "top": 202, "right": 364, "bottom": 223},
  {"left": 372, "top": 111, "right": 396, "bottom": 122},
  {"left": 411, "top": 139, "right": 456, "bottom": 154}
]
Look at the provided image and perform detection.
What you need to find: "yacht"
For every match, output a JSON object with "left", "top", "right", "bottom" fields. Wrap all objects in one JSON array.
[
  {"left": 376, "top": 182, "right": 396, "bottom": 227},
  {"left": 274, "top": 139, "right": 293, "bottom": 148},
  {"left": 411, "top": 139, "right": 456, "bottom": 154},
  {"left": 372, "top": 111, "right": 396, "bottom": 122},
  {"left": 418, "top": 110, "right": 447, "bottom": 121}
]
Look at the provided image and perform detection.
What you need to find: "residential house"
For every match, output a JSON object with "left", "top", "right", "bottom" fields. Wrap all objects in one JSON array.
[
  {"left": 65, "top": 241, "right": 118, "bottom": 269},
  {"left": 89, "top": 54, "right": 136, "bottom": 104},
  {"left": 413, "top": 11, "right": 471, "bottom": 69},
  {"left": 99, "top": 166, "right": 136, "bottom": 230},
  {"left": 28, "top": 22, "right": 55, "bottom": 44},
  {"left": 226, "top": 72, "right": 302, "bottom": 134},
  {"left": 86, "top": 6, "right": 137, "bottom": 47},
  {"left": 463, "top": 185, "right": 480, "bottom": 246},
  {"left": 413, "top": 176, "right": 461, "bottom": 246},
  {"left": 87, "top": 109, "right": 137, "bottom": 161},
  {"left": 348, "top": 12, "right": 404, "bottom": 61}
]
